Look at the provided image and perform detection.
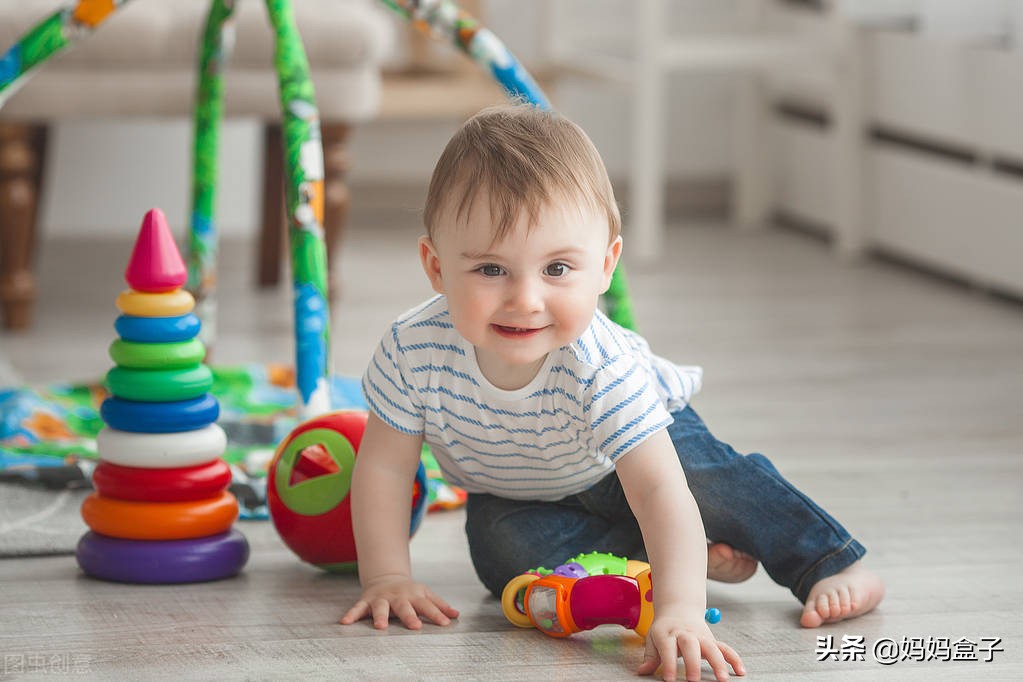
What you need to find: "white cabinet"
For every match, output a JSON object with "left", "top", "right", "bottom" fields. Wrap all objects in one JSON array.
[
  {"left": 871, "top": 146, "right": 1023, "bottom": 295},
  {"left": 772, "top": 29, "right": 1023, "bottom": 297}
]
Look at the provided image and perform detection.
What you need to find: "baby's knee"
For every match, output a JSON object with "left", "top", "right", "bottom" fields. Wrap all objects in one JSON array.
[
  {"left": 464, "top": 507, "right": 560, "bottom": 595},
  {"left": 747, "top": 451, "right": 782, "bottom": 475},
  {"left": 685, "top": 450, "right": 782, "bottom": 493},
  {"left": 467, "top": 531, "right": 550, "bottom": 598}
]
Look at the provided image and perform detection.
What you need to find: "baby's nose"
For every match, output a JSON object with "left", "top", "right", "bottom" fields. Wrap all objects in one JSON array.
[{"left": 505, "top": 277, "right": 544, "bottom": 313}]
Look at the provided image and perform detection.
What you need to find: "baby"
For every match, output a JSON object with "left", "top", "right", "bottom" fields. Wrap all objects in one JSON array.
[{"left": 340, "top": 104, "right": 884, "bottom": 681}]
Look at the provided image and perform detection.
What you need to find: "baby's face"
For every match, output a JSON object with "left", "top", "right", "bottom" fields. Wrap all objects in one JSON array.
[{"left": 420, "top": 193, "right": 622, "bottom": 388}]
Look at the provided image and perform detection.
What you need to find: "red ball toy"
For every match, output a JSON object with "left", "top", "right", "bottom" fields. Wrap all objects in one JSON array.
[{"left": 267, "top": 410, "right": 427, "bottom": 572}]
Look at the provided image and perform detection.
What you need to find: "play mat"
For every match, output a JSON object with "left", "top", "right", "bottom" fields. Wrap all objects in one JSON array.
[{"left": 0, "top": 365, "right": 468, "bottom": 521}]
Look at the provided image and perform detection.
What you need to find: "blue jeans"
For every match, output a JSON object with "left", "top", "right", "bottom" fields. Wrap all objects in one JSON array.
[{"left": 464, "top": 405, "right": 865, "bottom": 603}]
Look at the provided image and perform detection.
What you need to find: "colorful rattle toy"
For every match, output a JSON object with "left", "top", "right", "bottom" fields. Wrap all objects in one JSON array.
[
  {"left": 267, "top": 410, "right": 428, "bottom": 572},
  {"left": 501, "top": 552, "right": 721, "bottom": 638}
]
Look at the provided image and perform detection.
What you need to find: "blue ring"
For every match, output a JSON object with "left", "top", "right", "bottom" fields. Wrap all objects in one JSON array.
[
  {"left": 115, "top": 313, "right": 201, "bottom": 343},
  {"left": 76, "top": 530, "right": 249, "bottom": 584},
  {"left": 101, "top": 394, "right": 220, "bottom": 433}
]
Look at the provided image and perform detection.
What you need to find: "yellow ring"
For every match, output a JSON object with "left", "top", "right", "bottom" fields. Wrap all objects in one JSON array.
[
  {"left": 625, "top": 559, "right": 650, "bottom": 578},
  {"left": 116, "top": 289, "right": 194, "bottom": 317},
  {"left": 501, "top": 574, "right": 540, "bottom": 627}
]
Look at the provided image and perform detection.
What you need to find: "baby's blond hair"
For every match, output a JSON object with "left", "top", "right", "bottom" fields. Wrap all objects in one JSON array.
[{"left": 423, "top": 104, "right": 621, "bottom": 244}]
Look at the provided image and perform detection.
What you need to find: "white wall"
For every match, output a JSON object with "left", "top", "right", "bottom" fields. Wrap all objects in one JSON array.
[
  {"left": 41, "top": 120, "right": 261, "bottom": 240},
  {"left": 41, "top": 0, "right": 739, "bottom": 238}
]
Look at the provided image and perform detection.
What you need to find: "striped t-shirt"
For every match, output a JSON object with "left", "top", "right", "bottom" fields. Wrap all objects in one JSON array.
[{"left": 362, "top": 295, "right": 703, "bottom": 501}]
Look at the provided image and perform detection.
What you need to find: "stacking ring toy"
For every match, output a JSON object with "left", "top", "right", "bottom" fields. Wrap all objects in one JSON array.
[
  {"left": 96, "top": 424, "right": 227, "bottom": 468},
  {"left": 115, "top": 313, "right": 201, "bottom": 343},
  {"left": 76, "top": 529, "right": 249, "bottom": 584},
  {"left": 116, "top": 289, "right": 195, "bottom": 317},
  {"left": 106, "top": 365, "right": 213, "bottom": 402},
  {"left": 81, "top": 490, "right": 238, "bottom": 540},
  {"left": 101, "top": 394, "right": 219, "bottom": 433},
  {"left": 92, "top": 460, "right": 232, "bottom": 502},
  {"left": 109, "top": 338, "right": 206, "bottom": 369}
]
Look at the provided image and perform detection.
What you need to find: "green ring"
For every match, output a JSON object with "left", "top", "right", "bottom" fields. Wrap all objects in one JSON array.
[
  {"left": 106, "top": 365, "right": 214, "bottom": 402},
  {"left": 275, "top": 427, "right": 355, "bottom": 516},
  {"left": 109, "top": 339, "right": 206, "bottom": 370}
]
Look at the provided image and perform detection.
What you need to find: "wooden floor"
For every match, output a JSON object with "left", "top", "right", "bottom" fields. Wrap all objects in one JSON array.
[{"left": 2, "top": 203, "right": 1022, "bottom": 680}]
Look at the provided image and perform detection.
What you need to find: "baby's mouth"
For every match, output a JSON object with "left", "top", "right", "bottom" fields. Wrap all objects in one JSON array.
[{"left": 492, "top": 324, "right": 545, "bottom": 338}]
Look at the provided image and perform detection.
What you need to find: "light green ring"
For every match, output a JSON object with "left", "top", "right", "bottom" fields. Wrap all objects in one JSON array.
[
  {"left": 274, "top": 427, "right": 355, "bottom": 516},
  {"left": 109, "top": 339, "right": 206, "bottom": 370}
]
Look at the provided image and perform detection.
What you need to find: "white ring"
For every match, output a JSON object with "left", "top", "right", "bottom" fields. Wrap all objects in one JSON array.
[{"left": 96, "top": 424, "right": 227, "bottom": 469}]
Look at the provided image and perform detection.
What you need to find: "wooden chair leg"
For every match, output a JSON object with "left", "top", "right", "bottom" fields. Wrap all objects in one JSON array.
[
  {"left": 321, "top": 122, "right": 351, "bottom": 301},
  {"left": 0, "top": 123, "right": 46, "bottom": 331},
  {"left": 257, "top": 123, "right": 285, "bottom": 288}
]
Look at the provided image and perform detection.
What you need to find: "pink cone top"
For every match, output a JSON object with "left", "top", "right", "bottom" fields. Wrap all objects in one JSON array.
[{"left": 124, "top": 208, "right": 187, "bottom": 293}]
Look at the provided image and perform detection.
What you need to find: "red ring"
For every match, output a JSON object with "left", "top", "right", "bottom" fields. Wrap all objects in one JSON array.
[{"left": 93, "top": 459, "right": 232, "bottom": 502}]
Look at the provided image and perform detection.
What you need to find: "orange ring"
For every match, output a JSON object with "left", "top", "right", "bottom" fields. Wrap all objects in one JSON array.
[
  {"left": 524, "top": 575, "right": 577, "bottom": 637},
  {"left": 81, "top": 491, "right": 238, "bottom": 540},
  {"left": 634, "top": 569, "right": 655, "bottom": 638}
]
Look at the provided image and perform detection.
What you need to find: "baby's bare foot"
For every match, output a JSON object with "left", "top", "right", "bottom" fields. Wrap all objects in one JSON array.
[
  {"left": 708, "top": 542, "right": 758, "bottom": 583},
  {"left": 801, "top": 561, "right": 885, "bottom": 628}
]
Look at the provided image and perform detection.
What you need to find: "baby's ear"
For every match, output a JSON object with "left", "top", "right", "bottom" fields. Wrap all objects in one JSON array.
[
  {"left": 601, "top": 236, "right": 623, "bottom": 292},
  {"left": 419, "top": 236, "right": 445, "bottom": 294}
]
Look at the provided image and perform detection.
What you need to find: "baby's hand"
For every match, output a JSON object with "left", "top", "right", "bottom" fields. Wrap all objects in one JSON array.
[
  {"left": 338, "top": 575, "right": 459, "bottom": 630},
  {"left": 637, "top": 612, "right": 745, "bottom": 682}
]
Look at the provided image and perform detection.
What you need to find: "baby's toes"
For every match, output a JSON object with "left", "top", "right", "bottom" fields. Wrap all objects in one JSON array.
[
  {"left": 837, "top": 585, "right": 853, "bottom": 617},
  {"left": 815, "top": 592, "right": 837, "bottom": 622},
  {"left": 797, "top": 601, "right": 822, "bottom": 629},
  {"left": 828, "top": 590, "right": 844, "bottom": 619}
]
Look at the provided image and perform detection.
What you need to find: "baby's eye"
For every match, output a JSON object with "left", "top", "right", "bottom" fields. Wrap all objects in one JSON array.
[
  {"left": 478, "top": 264, "right": 504, "bottom": 277},
  {"left": 544, "top": 262, "right": 570, "bottom": 277}
]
